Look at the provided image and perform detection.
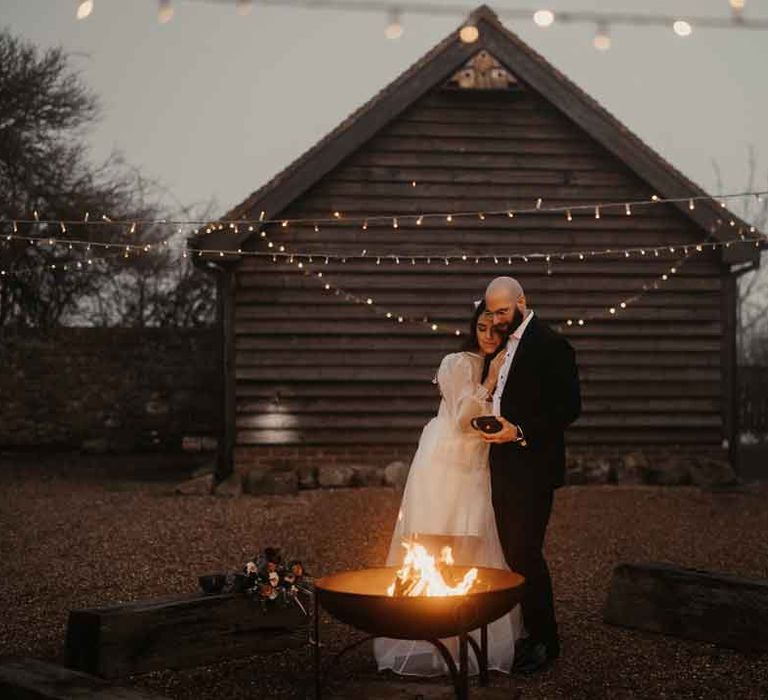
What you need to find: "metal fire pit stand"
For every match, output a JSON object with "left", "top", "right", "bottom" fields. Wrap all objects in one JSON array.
[{"left": 313, "top": 596, "right": 489, "bottom": 700}]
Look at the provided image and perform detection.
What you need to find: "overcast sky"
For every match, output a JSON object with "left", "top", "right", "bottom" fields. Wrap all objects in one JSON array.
[{"left": 4, "top": 0, "right": 768, "bottom": 219}]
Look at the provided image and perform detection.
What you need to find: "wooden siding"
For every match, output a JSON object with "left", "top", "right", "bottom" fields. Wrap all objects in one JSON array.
[{"left": 233, "top": 88, "right": 726, "bottom": 451}]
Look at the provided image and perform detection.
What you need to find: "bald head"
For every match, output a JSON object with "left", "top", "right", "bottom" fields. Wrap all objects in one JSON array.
[
  {"left": 484, "top": 276, "right": 527, "bottom": 334},
  {"left": 485, "top": 276, "right": 523, "bottom": 302}
]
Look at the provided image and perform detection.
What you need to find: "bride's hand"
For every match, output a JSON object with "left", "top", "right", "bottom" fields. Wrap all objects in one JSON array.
[{"left": 484, "top": 350, "right": 507, "bottom": 392}]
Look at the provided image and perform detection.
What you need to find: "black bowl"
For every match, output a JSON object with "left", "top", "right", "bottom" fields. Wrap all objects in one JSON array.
[
  {"left": 231, "top": 573, "right": 253, "bottom": 593},
  {"left": 199, "top": 573, "right": 227, "bottom": 594},
  {"left": 315, "top": 566, "right": 524, "bottom": 639}
]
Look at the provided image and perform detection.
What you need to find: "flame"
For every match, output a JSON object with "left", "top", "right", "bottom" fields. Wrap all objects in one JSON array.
[{"left": 386, "top": 541, "right": 478, "bottom": 597}]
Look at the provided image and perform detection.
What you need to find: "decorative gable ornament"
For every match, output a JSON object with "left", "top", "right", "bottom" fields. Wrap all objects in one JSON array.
[{"left": 448, "top": 50, "right": 519, "bottom": 90}]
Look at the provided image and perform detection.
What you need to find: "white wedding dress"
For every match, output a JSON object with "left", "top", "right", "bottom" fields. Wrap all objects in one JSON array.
[{"left": 373, "top": 351, "right": 524, "bottom": 676}]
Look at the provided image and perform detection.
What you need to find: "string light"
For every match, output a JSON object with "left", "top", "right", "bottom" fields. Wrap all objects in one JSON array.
[
  {"left": 533, "top": 9, "right": 555, "bottom": 27},
  {"left": 673, "top": 19, "right": 692, "bottom": 37},
  {"left": 76, "top": 0, "right": 94, "bottom": 20},
  {"left": 12, "top": 189, "right": 763, "bottom": 230},
  {"left": 384, "top": 9, "right": 403, "bottom": 39},
  {"left": 158, "top": 0, "right": 174, "bottom": 24},
  {"left": 236, "top": 0, "right": 252, "bottom": 16},
  {"left": 459, "top": 23, "right": 479, "bottom": 43},
  {"left": 593, "top": 22, "right": 611, "bottom": 50}
]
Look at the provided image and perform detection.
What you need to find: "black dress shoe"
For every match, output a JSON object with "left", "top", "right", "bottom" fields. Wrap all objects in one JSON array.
[{"left": 512, "top": 640, "right": 556, "bottom": 675}]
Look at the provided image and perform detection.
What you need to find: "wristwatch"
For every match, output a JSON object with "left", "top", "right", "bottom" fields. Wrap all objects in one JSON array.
[{"left": 513, "top": 424, "right": 527, "bottom": 447}]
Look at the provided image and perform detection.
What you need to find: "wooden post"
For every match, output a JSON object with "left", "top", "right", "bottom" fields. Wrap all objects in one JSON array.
[
  {"left": 216, "top": 266, "right": 236, "bottom": 481},
  {"left": 721, "top": 271, "right": 739, "bottom": 475}
]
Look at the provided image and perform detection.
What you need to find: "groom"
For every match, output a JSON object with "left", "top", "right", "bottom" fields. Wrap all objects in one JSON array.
[{"left": 479, "top": 276, "right": 581, "bottom": 674}]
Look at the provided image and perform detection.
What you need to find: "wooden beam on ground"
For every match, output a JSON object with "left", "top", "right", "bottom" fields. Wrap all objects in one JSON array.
[
  {"left": 0, "top": 657, "right": 167, "bottom": 699},
  {"left": 603, "top": 562, "right": 768, "bottom": 651},
  {"left": 65, "top": 591, "right": 308, "bottom": 679}
]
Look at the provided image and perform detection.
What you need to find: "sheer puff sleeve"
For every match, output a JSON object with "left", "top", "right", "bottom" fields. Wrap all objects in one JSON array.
[{"left": 435, "top": 352, "right": 492, "bottom": 433}]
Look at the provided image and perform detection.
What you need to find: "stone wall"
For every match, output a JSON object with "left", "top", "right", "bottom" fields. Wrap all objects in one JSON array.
[
  {"left": 0, "top": 329, "right": 737, "bottom": 490},
  {"left": 0, "top": 328, "right": 219, "bottom": 452}
]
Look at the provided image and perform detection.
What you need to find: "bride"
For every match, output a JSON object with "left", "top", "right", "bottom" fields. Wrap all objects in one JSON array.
[{"left": 374, "top": 299, "right": 524, "bottom": 676}]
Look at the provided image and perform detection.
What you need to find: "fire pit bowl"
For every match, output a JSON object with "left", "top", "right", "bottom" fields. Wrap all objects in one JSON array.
[{"left": 315, "top": 566, "right": 524, "bottom": 640}]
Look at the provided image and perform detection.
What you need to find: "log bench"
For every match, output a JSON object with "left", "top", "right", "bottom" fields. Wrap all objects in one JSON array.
[
  {"left": 65, "top": 590, "right": 309, "bottom": 678},
  {"left": 0, "top": 657, "right": 168, "bottom": 699},
  {"left": 603, "top": 561, "right": 768, "bottom": 651}
]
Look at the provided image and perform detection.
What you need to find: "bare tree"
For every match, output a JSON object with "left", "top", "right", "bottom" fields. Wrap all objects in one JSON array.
[
  {"left": 0, "top": 29, "right": 215, "bottom": 329},
  {"left": 711, "top": 148, "right": 768, "bottom": 365}
]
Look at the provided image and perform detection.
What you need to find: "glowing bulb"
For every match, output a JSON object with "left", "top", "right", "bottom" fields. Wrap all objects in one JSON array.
[
  {"left": 533, "top": 9, "right": 555, "bottom": 27},
  {"left": 593, "top": 23, "right": 611, "bottom": 51},
  {"left": 673, "top": 20, "right": 692, "bottom": 37},
  {"left": 158, "top": 0, "right": 174, "bottom": 24},
  {"left": 385, "top": 10, "right": 403, "bottom": 40},
  {"left": 76, "top": 0, "right": 94, "bottom": 20},
  {"left": 459, "top": 24, "right": 479, "bottom": 43},
  {"left": 236, "top": 0, "right": 252, "bottom": 16}
]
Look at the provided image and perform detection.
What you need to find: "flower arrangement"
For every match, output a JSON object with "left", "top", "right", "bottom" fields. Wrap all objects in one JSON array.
[
  {"left": 199, "top": 547, "right": 312, "bottom": 615},
  {"left": 234, "top": 546, "right": 311, "bottom": 616}
]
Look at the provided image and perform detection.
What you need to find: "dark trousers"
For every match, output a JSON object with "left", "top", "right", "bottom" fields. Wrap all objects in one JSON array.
[{"left": 490, "top": 471, "right": 559, "bottom": 653}]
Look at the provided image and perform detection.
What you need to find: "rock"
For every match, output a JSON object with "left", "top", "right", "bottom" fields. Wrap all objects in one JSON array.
[
  {"left": 81, "top": 438, "right": 109, "bottom": 454},
  {"left": 317, "top": 464, "right": 357, "bottom": 488},
  {"left": 297, "top": 464, "right": 318, "bottom": 489},
  {"left": 565, "top": 467, "right": 587, "bottom": 485},
  {"left": 190, "top": 460, "right": 216, "bottom": 478},
  {"left": 643, "top": 457, "right": 693, "bottom": 486},
  {"left": 182, "top": 436, "right": 202, "bottom": 452},
  {"left": 214, "top": 472, "right": 243, "bottom": 497},
  {"left": 351, "top": 465, "right": 384, "bottom": 487},
  {"left": 201, "top": 436, "right": 218, "bottom": 452},
  {"left": 383, "top": 460, "right": 410, "bottom": 490},
  {"left": 617, "top": 451, "right": 648, "bottom": 485},
  {"left": 581, "top": 457, "right": 614, "bottom": 484},
  {"left": 245, "top": 467, "right": 298, "bottom": 496},
  {"left": 174, "top": 473, "right": 214, "bottom": 496},
  {"left": 144, "top": 394, "right": 169, "bottom": 415},
  {"left": 690, "top": 457, "right": 737, "bottom": 489}
]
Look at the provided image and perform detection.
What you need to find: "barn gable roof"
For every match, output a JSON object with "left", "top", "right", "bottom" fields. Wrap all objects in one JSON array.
[{"left": 190, "top": 4, "right": 759, "bottom": 267}]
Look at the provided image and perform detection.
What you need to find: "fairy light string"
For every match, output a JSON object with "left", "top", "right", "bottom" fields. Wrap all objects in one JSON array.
[
  {"left": 3, "top": 188, "right": 767, "bottom": 231},
  {"left": 2, "top": 189, "right": 765, "bottom": 336}
]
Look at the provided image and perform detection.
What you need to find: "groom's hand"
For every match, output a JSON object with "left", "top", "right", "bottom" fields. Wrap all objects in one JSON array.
[{"left": 480, "top": 416, "right": 519, "bottom": 443}]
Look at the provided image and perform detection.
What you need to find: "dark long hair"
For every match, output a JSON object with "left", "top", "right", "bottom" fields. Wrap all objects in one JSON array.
[{"left": 460, "top": 299, "right": 505, "bottom": 383}]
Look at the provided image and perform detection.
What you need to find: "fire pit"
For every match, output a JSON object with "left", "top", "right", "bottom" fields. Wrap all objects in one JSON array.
[{"left": 313, "top": 565, "right": 524, "bottom": 699}]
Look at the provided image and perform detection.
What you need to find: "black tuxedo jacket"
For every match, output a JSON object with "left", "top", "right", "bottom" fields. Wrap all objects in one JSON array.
[{"left": 489, "top": 314, "right": 581, "bottom": 490}]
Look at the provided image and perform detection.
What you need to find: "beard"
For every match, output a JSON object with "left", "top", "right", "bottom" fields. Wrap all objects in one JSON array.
[{"left": 494, "top": 307, "right": 524, "bottom": 338}]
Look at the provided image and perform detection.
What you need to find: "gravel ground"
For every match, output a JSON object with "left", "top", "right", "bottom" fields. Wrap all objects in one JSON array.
[{"left": 1, "top": 454, "right": 767, "bottom": 699}]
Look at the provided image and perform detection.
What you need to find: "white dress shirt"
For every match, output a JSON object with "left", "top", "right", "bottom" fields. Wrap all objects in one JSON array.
[{"left": 492, "top": 309, "right": 535, "bottom": 416}]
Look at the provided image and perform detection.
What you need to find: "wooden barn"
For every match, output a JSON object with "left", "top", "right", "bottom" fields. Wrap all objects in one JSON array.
[{"left": 190, "top": 5, "right": 761, "bottom": 480}]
